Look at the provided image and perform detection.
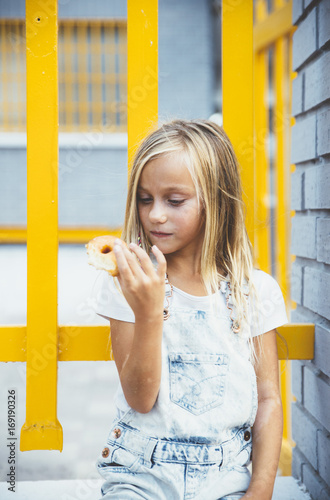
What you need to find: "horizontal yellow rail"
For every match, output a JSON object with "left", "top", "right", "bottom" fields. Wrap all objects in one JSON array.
[
  {"left": 254, "top": 1, "right": 292, "bottom": 52},
  {"left": 277, "top": 323, "right": 314, "bottom": 360},
  {"left": 0, "top": 227, "right": 122, "bottom": 244},
  {"left": 0, "top": 323, "right": 314, "bottom": 363}
]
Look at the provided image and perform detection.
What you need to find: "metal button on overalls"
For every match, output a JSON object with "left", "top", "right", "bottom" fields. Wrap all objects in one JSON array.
[
  {"left": 102, "top": 447, "right": 109, "bottom": 458},
  {"left": 244, "top": 430, "right": 251, "bottom": 441},
  {"left": 112, "top": 428, "right": 121, "bottom": 439}
]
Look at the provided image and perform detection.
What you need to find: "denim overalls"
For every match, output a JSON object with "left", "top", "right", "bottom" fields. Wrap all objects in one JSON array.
[{"left": 96, "top": 280, "right": 257, "bottom": 500}]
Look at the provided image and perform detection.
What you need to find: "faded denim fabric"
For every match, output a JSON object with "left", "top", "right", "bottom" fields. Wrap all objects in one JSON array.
[
  {"left": 97, "top": 424, "right": 252, "bottom": 499},
  {"left": 97, "top": 280, "right": 257, "bottom": 499}
]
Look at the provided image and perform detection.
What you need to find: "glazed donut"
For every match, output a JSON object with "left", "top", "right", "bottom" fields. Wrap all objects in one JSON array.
[{"left": 86, "top": 235, "right": 124, "bottom": 276}]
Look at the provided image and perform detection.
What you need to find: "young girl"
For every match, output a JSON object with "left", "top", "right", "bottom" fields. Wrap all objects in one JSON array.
[{"left": 95, "top": 119, "right": 288, "bottom": 500}]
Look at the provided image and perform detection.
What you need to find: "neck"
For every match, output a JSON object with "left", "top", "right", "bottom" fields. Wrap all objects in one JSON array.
[{"left": 166, "top": 253, "right": 201, "bottom": 278}]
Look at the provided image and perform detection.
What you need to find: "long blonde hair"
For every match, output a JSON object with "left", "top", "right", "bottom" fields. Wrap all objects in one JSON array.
[{"left": 122, "top": 119, "right": 258, "bottom": 344}]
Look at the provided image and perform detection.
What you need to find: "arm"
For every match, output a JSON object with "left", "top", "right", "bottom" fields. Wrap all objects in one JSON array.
[
  {"left": 110, "top": 241, "right": 166, "bottom": 414},
  {"left": 243, "top": 329, "right": 283, "bottom": 500}
]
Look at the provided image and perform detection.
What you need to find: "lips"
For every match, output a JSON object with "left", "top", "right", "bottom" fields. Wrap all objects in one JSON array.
[{"left": 150, "top": 231, "right": 172, "bottom": 238}]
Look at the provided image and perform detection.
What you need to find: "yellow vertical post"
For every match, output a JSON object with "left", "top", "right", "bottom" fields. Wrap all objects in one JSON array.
[
  {"left": 21, "top": 0, "right": 63, "bottom": 451},
  {"left": 254, "top": 1, "right": 271, "bottom": 273},
  {"left": 275, "top": 34, "right": 292, "bottom": 475},
  {"left": 127, "top": 0, "right": 158, "bottom": 172},
  {"left": 222, "top": 0, "right": 254, "bottom": 246}
]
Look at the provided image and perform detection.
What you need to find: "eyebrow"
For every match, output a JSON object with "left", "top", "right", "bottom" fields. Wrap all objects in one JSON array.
[{"left": 137, "top": 185, "right": 193, "bottom": 193}]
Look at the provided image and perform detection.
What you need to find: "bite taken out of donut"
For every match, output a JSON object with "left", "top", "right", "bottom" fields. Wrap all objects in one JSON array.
[{"left": 86, "top": 235, "right": 126, "bottom": 276}]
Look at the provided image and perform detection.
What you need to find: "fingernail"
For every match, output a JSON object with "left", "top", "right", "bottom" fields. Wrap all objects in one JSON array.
[
  {"left": 152, "top": 245, "right": 159, "bottom": 251},
  {"left": 114, "top": 238, "right": 121, "bottom": 245},
  {"left": 113, "top": 244, "right": 121, "bottom": 253},
  {"left": 129, "top": 242, "right": 136, "bottom": 249}
]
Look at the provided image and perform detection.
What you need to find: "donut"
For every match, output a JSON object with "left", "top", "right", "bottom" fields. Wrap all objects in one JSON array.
[{"left": 86, "top": 235, "right": 124, "bottom": 276}]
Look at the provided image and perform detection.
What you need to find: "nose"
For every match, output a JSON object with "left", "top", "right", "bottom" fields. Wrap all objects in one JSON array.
[{"left": 149, "top": 201, "right": 167, "bottom": 224}]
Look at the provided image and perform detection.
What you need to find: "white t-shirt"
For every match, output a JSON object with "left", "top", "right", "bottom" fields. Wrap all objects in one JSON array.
[
  {"left": 95, "top": 268, "right": 289, "bottom": 337},
  {"left": 95, "top": 268, "right": 288, "bottom": 418}
]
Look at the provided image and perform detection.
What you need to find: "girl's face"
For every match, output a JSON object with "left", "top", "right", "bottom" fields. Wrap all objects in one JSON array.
[{"left": 137, "top": 152, "right": 205, "bottom": 257}]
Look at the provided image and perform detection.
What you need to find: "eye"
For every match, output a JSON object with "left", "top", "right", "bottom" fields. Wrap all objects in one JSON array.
[
  {"left": 168, "top": 199, "right": 184, "bottom": 206},
  {"left": 138, "top": 196, "right": 152, "bottom": 204}
]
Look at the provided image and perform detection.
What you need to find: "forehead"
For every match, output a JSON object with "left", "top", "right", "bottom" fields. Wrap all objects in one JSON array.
[{"left": 138, "top": 152, "right": 195, "bottom": 190}]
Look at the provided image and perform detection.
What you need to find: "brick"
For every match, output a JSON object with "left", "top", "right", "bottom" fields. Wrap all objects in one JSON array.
[
  {"left": 303, "top": 267, "right": 330, "bottom": 320},
  {"left": 292, "top": 403, "right": 319, "bottom": 469},
  {"left": 291, "top": 261, "right": 303, "bottom": 304},
  {"left": 292, "top": 72, "right": 304, "bottom": 116},
  {"left": 292, "top": 360, "right": 303, "bottom": 402},
  {"left": 317, "top": 218, "right": 330, "bottom": 264},
  {"left": 292, "top": 447, "right": 304, "bottom": 480},
  {"left": 291, "top": 169, "right": 304, "bottom": 210},
  {"left": 291, "top": 216, "right": 317, "bottom": 259},
  {"left": 317, "top": 108, "right": 330, "bottom": 156},
  {"left": 291, "top": 308, "right": 314, "bottom": 325},
  {"left": 293, "top": 8, "right": 317, "bottom": 71},
  {"left": 292, "top": 0, "right": 303, "bottom": 25},
  {"left": 291, "top": 114, "right": 316, "bottom": 163},
  {"left": 314, "top": 324, "right": 330, "bottom": 378},
  {"left": 302, "top": 462, "right": 330, "bottom": 500},
  {"left": 319, "top": 0, "right": 330, "bottom": 49},
  {"left": 305, "top": 52, "right": 330, "bottom": 111},
  {"left": 318, "top": 429, "right": 330, "bottom": 488},
  {"left": 313, "top": 325, "right": 330, "bottom": 377},
  {"left": 304, "top": 366, "right": 330, "bottom": 430},
  {"left": 305, "top": 165, "right": 330, "bottom": 209}
]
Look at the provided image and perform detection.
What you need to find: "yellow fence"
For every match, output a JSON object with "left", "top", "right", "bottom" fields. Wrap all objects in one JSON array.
[{"left": 0, "top": 0, "right": 314, "bottom": 471}]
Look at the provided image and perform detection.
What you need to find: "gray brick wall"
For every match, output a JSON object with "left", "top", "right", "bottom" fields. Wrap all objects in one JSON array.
[{"left": 291, "top": 1, "right": 330, "bottom": 499}]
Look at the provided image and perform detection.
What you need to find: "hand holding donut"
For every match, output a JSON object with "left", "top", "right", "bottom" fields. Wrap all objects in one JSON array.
[{"left": 112, "top": 240, "right": 166, "bottom": 321}]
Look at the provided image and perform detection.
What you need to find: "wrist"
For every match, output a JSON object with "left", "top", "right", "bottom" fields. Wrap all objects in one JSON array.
[{"left": 134, "top": 310, "right": 164, "bottom": 325}]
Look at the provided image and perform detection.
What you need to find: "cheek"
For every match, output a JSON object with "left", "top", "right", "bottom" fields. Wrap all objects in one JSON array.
[{"left": 174, "top": 207, "right": 200, "bottom": 231}]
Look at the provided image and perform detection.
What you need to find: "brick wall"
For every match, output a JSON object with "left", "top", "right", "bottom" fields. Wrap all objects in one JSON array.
[{"left": 291, "top": 1, "right": 330, "bottom": 499}]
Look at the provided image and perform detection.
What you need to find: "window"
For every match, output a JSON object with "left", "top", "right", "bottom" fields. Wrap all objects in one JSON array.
[{"left": 0, "top": 19, "right": 127, "bottom": 132}]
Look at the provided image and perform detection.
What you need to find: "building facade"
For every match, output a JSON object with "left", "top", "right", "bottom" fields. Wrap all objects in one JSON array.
[{"left": 291, "top": 0, "right": 330, "bottom": 498}]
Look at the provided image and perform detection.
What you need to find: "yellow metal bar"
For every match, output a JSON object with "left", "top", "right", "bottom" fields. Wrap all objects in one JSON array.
[
  {"left": 274, "top": 35, "right": 292, "bottom": 453},
  {"left": 1, "top": 324, "right": 314, "bottom": 363},
  {"left": 21, "top": 0, "right": 62, "bottom": 452},
  {"left": 0, "top": 227, "right": 122, "bottom": 244},
  {"left": 276, "top": 324, "right": 314, "bottom": 360},
  {"left": 58, "top": 326, "right": 112, "bottom": 361},
  {"left": 127, "top": 0, "right": 158, "bottom": 172},
  {"left": 254, "top": 1, "right": 292, "bottom": 52},
  {"left": 254, "top": 49, "right": 271, "bottom": 273},
  {"left": 222, "top": 0, "right": 254, "bottom": 245}
]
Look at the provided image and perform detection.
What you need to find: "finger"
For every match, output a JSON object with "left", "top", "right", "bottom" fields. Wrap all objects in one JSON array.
[
  {"left": 128, "top": 243, "right": 156, "bottom": 276},
  {"left": 113, "top": 242, "right": 134, "bottom": 280},
  {"left": 151, "top": 245, "right": 167, "bottom": 279},
  {"left": 120, "top": 242, "right": 146, "bottom": 277}
]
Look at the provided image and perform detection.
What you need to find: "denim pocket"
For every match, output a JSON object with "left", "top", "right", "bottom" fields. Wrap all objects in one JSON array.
[{"left": 169, "top": 353, "right": 229, "bottom": 415}]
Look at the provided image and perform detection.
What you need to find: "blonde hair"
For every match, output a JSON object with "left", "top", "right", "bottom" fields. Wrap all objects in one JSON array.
[{"left": 122, "top": 118, "right": 259, "bottom": 356}]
